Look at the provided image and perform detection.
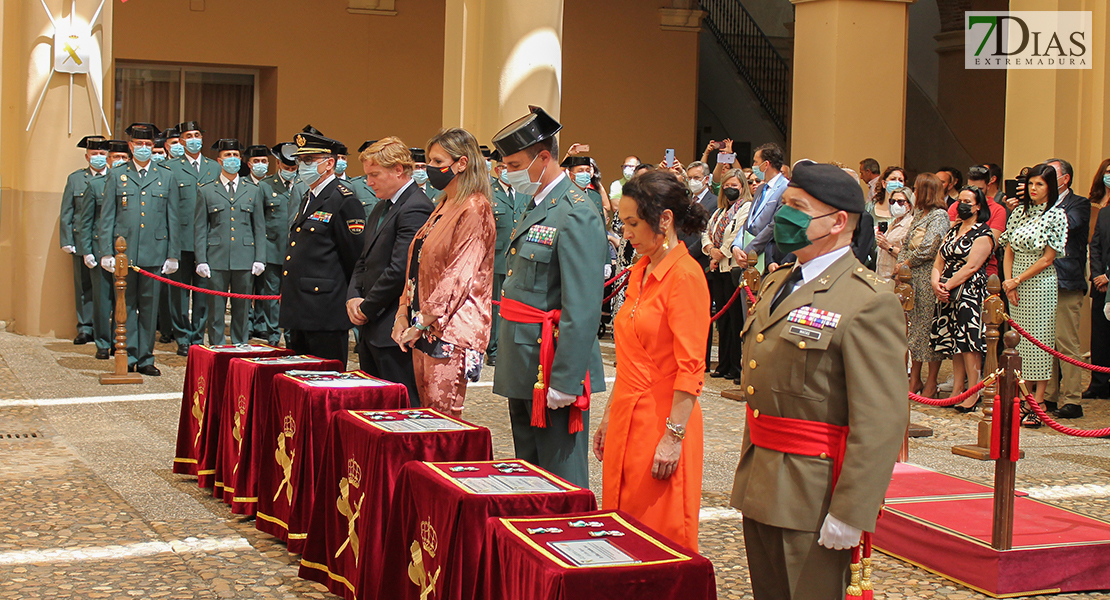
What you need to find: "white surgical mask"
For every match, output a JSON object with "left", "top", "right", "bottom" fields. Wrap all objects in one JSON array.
[
  {"left": 688, "top": 178, "right": 705, "bottom": 195},
  {"left": 623, "top": 166, "right": 636, "bottom": 180},
  {"left": 890, "top": 202, "right": 908, "bottom": 218},
  {"left": 504, "top": 154, "right": 546, "bottom": 196}
]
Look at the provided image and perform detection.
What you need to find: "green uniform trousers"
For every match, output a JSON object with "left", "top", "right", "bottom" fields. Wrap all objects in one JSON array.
[
  {"left": 742, "top": 517, "right": 850, "bottom": 600},
  {"left": 252, "top": 264, "right": 282, "bottom": 345},
  {"left": 169, "top": 250, "right": 208, "bottom": 348},
  {"left": 206, "top": 269, "right": 253, "bottom": 345},
  {"left": 71, "top": 254, "right": 94, "bottom": 336},
  {"left": 124, "top": 270, "right": 161, "bottom": 368},
  {"left": 507, "top": 398, "right": 589, "bottom": 488},
  {"left": 487, "top": 273, "right": 505, "bottom": 359},
  {"left": 90, "top": 266, "right": 115, "bottom": 352}
]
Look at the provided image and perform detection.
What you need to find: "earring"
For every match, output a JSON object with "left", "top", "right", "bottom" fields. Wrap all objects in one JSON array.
[{"left": 663, "top": 238, "right": 670, "bottom": 251}]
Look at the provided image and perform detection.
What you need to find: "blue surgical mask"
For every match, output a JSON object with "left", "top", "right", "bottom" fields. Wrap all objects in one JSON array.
[
  {"left": 279, "top": 168, "right": 296, "bottom": 182},
  {"left": 1103, "top": 174, "right": 1110, "bottom": 188},
  {"left": 486, "top": 160, "right": 493, "bottom": 171},
  {"left": 574, "top": 172, "right": 592, "bottom": 188},
  {"left": 504, "top": 153, "right": 545, "bottom": 196},
  {"left": 251, "top": 162, "right": 269, "bottom": 178},
  {"left": 885, "top": 180, "right": 904, "bottom": 193},
  {"left": 335, "top": 158, "right": 347, "bottom": 175},
  {"left": 132, "top": 145, "right": 152, "bottom": 162},
  {"left": 169, "top": 142, "right": 185, "bottom": 158},
  {"left": 89, "top": 154, "right": 108, "bottom": 170},
  {"left": 298, "top": 161, "right": 322, "bottom": 186},
  {"left": 151, "top": 153, "right": 167, "bottom": 163},
  {"left": 412, "top": 169, "right": 429, "bottom": 185},
  {"left": 498, "top": 171, "right": 510, "bottom": 185},
  {"left": 185, "top": 138, "right": 203, "bottom": 154},
  {"left": 221, "top": 157, "right": 241, "bottom": 175},
  {"left": 751, "top": 163, "right": 765, "bottom": 181},
  {"left": 112, "top": 158, "right": 127, "bottom": 168}
]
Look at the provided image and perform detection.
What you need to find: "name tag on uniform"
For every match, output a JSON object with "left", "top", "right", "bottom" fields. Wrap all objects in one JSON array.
[
  {"left": 525, "top": 225, "right": 557, "bottom": 246},
  {"left": 308, "top": 211, "right": 332, "bottom": 223},
  {"left": 789, "top": 325, "right": 822, "bottom": 341},
  {"left": 787, "top": 306, "right": 841, "bottom": 329}
]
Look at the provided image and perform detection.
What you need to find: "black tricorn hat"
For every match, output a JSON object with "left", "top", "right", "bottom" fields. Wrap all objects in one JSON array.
[
  {"left": 490, "top": 149, "right": 502, "bottom": 163},
  {"left": 292, "top": 132, "right": 343, "bottom": 156},
  {"left": 125, "top": 123, "right": 160, "bottom": 140},
  {"left": 176, "top": 121, "right": 204, "bottom": 134},
  {"left": 410, "top": 147, "right": 426, "bottom": 163},
  {"left": 108, "top": 140, "right": 131, "bottom": 154},
  {"left": 788, "top": 160, "right": 866, "bottom": 214},
  {"left": 492, "top": 105, "right": 562, "bottom": 158},
  {"left": 77, "top": 135, "right": 106, "bottom": 149},
  {"left": 211, "top": 139, "right": 244, "bottom": 152},
  {"left": 358, "top": 140, "right": 378, "bottom": 153},
  {"left": 480, "top": 145, "right": 492, "bottom": 159},
  {"left": 560, "top": 156, "right": 591, "bottom": 169},
  {"left": 154, "top": 137, "right": 166, "bottom": 149},
  {"left": 271, "top": 142, "right": 296, "bottom": 166},
  {"left": 162, "top": 127, "right": 180, "bottom": 139},
  {"left": 336, "top": 142, "right": 349, "bottom": 156},
  {"left": 244, "top": 144, "right": 270, "bottom": 158}
]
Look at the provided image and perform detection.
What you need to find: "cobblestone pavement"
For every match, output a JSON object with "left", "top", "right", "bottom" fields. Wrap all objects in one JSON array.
[{"left": 3, "top": 329, "right": 1110, "bottom": 599}]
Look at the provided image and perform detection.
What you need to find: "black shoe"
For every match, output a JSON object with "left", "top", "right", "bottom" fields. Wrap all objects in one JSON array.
[
  {"left": 1054, "top": 403, "right": 1084, "bottom": 419},
  {"left": 73, "top": 332, "right": 92, "bottom": 345},
  {"left": 1082, "top": 388, "right": 1108, "bottom": 400},
  {"left": 726, "top": 370, "right": 742, "bottom": 380},
  {"left": 95, "top": 348, "right": 109, "bottom": 360},
  {"left": 1044, "top": 400, "right": 1058, "bottom": 413},
  {"left": 137, "top": 365, "right": 161, "bottom": 377},
  {"left": 177, "top": 345, "right": 190, "bottom": 357},
  {"left": 158, "top": 333, "right": 173, "bottom": 344},
  {"left": 710, "top": 371, "right": 727, "bottom": 378},
  {"left": 1022, "top": 411, "right": 1042, "bottom": 429},
  {"left": 733, "top": 377, "right": 742, "bottom": 385},
  {"left": 953, "top": 398, "right": 982, "bottom": 414},
  {"left": 127, "top": 364, "right": 135, "bottom": 373},
  {"left": 485, "top": 355, "right": 496, "bottom": 367}
]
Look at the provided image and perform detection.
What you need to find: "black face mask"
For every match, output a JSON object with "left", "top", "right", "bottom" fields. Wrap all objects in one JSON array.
[
  {"left": 426, "top": 161, "right": 458, "bottom": 191},
  {"left": 956, "top": 202, "right": 975, "bottom": 220},
  {"left": 723, "top": 187, "right": 741, "bottom": 202}
]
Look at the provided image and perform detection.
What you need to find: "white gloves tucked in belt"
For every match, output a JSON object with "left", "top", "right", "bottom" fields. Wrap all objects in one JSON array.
[
  {"left": 817, "top": 513, "right": 862, "bottom": 550},
  {"left": 100, "top": 256, "right": 115, "bottom": 272},
  {"left": 251, "top": 262, "right": 266, "bottom": 276},
  {"left": 62, "top": 245, "right": 76, "bottom": 254},
  {"left": 83, "top": 255, "right": 97, "bottom": 269},
  {"left": 162, "top": 258, "right": 179, "bottom": 275},
  {"left": 195, "top": 263, "right": 211, "bottom": 278},
  {"left": 1104, "top": 302, "right": 1110, "bottom": 322},
  {"left": 546, "top": 387, "right": 577, "bottom": 410}
]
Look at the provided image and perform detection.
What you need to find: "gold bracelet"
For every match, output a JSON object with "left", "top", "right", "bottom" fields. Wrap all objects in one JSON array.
[{"left": 665, "top": 418, "right": 686, "bottom": 441}]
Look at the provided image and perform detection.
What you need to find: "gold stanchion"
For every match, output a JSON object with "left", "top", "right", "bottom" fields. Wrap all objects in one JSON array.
[
  {"left": 722, "top": 254, "right": 763, "bottom": 403},
  {"left": 100, "top": 237, "right": 143, "bottom": 385}
]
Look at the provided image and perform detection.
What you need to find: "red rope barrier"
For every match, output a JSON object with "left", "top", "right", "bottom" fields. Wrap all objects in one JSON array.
[
  {"left": 1023, "top": 391, "right": 1110, "bottom": 438},
  {"left": 710, "top": 284, "right": 747, "bottom": 323},
  {"left": 744, "top": 285, "right": 757, "bottom": 305},
  {"left": 602, "top": 273, "right": 630, "bottom": 305},
  {"left": 909, "top": 378, "right": 989, "bottom": 407},
  {"left": 605, "top": 268, "right": 630, "bottom": 288},
  {"left": 131, "top": 266, "right": 281, "bottom": 300},
  {"left": 1008, "top": 318, "right": 1110, "bottom": 374}
]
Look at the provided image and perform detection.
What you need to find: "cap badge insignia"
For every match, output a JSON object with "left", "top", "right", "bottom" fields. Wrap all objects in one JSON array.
[
  {"left": 295, "top": 134, "right": 306, "bottom": 147},
  {"left": 120, "top": 174, "right": 127, "bottom": 182}
]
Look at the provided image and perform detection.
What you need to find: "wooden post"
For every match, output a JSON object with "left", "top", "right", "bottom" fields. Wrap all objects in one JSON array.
[
  {"left": 721, "top": 254, "right": 763, "bottom": 403},
  {"left": 991, "top": 330, "right": 1020, "bottom": 550},
  {"left": 895, "top": 265, "right": 933, "bottom": 461},
  {"left": 953, "top": 275, "right": 1005, "bottom": 460},
  {"left": 100, "top": 237, "right": 143, "bottom": 385}
]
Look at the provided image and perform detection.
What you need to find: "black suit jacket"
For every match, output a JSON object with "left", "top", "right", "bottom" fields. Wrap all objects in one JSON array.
[
  {"left": 1054, "top": 190, "right": 1090, "bottom": 292},
  {"left": 279, "top": 178, "right": 367, "bottom": 331},
  {"left": 346, "top": 180, "right": 434, "bottom": 348},
  {"left": 1089, "top": 206, "right": 1110, "bottom": 297}
]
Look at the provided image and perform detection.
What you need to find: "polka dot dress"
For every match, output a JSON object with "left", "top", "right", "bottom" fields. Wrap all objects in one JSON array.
[{"left": 999, "top": 204, "right": 1068, "bottom": 381}]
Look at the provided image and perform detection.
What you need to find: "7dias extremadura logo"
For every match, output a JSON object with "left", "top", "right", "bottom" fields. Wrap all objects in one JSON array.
[{"left": 966, "top": 11, "right": 1092, "bottom": 69}]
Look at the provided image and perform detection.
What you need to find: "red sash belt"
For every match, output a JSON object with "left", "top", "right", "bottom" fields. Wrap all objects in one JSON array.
[
  {"left": 745, "top": 404, "right": 873, "bottom": 600},
  {"left": 498, "top": 297, "right": 590, "bottom": 434}
]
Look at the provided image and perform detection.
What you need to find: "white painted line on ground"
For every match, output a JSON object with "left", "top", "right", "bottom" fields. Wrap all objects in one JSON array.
[
  {"left": 0, "top": 536, "right": 251, "bottom": 565},
  {"left": 468, "top": 376, "right": 616, "bottom": 388},
  {"left": 1021, "top": 483, "right": 1110, "bottom": 501},
  {"left": 699, "top": 506, "right": 742, "bottom": 522},
  {"left": 0, "top": 392, "right": 181, "bottom": 407}
]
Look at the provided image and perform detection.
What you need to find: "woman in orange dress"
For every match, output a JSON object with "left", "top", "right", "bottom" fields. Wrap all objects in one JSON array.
[{"left": 593, "top": 169, "right": 711, "bottom": 551}]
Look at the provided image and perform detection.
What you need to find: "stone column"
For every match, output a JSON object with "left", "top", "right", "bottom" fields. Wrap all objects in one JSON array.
[
  {"left": 0, "top": 0, "right": 114, "bottom": 336},
  {"left": 789, "top": 0, "right": 915, "bottom": 167}
]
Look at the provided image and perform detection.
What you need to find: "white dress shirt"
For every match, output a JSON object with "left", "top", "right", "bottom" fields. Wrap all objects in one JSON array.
[
  {"left": 789, "top": 246, "right": 852, "bottom": 293},
  {"left": 532, "top": 172, "right": 568, "bottom": 207}
]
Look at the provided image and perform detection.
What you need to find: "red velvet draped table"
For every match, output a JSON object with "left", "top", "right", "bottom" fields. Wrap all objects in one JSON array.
[
  {"left": 372, "top": 460, "right": 597, "bottom": 600},
  {"left": 217, "top": 355, "right": 345, "bottom": 513},
  {"left": 298, "top": 409, "right": 495, "bottom": 600},
  {"left": 173, "top": 344, "right": 292, "bottom": 487},
  {"left": 255, "top": 371, "right": 408, "bottom": 553},
  {"left": 477, "top": 510, "right": 717, "bottom": 600}
]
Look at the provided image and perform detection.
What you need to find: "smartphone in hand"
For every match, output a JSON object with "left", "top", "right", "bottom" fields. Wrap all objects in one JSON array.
[{"left": 665, "top": 149, "right": 675, "bottom": 168}]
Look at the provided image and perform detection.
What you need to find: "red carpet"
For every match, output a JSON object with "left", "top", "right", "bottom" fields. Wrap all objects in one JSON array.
[{"left": 874, "top": 464, "right": 1110, "bottom": 596}]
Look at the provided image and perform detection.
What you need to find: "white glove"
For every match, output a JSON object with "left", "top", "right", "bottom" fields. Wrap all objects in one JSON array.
[
  {"left": 817, "top": 513, "right": 862, "bottom": 550},
  {"left": 195, "top": 263, "right": 211, "bottom": 278},
  {"left": 62, "top": 245, "right": 76, "bottom": 254},
  {"left": 100, "top": 256, "right": 115, "bottom": 272},
  {"left": 162, "top": 258, "right": 179, "bottom": 275},
  {"left": 603, "top": 263, "right": 613, "bottom": 279},
  {"left": 546, "top": 387, "right": 577, "bottom": 410},
  {"left": 1104, "top": 302, "right": 1110, "bottom": 321},
  {"left": 251, "top": 262, "right": 266, "bottom": 276},
  {"left": 83, "top": 254, "right": 97, "bottom": 269}
]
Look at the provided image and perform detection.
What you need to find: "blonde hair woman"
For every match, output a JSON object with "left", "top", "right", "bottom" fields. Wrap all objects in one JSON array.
[{"left": 393, "top": 128, "right": 496, "bottom": 416}]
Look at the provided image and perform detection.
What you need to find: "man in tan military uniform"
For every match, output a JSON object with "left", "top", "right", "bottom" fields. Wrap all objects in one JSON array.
[{"left": 730, "top": 161, "right": 908, "bottom": 599}]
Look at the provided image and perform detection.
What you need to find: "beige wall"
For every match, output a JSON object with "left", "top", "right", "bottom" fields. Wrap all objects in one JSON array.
[{"left": 0, "top": 0, "right": 113, "bottom": 337}]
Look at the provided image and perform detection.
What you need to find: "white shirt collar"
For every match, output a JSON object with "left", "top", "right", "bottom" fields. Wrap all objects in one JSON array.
[
  {"left": 499, "top": 180, "right": 513, "bottom": 195},
  {"left": 765, "top": 172, "right": 784, "bottom": 189},
  {"left": 696, "top": 186, "right": 709, "bottom": 202},
  {"left": 220, "top": 172, "right": 239, "bottom": 190},
  {"left": 91, "top": 167, "right": 106, "bottom": 176},
  {"left": 1055, "top": 188, "right": 1071, "bottom": 207},
  {"left": 390, "top": 178, "right": 415, "bottom": 204},
  {"left": 533, "top": 172, "right": 567, "bottom": 206},
  {"left": 250, "top": 174, "right": 262, "bottom": 185},
  {"left": 797, "top": 246, "right": 852, "bottom": 287},
  {"left": 189, "top": 155, "right": 201, "bottom": 166},
  {"left": 132, "top": 160, "right": 151, "bottom": 172},
  {"left": 311, "top": 173, "right": 336, "bottom": 197}
]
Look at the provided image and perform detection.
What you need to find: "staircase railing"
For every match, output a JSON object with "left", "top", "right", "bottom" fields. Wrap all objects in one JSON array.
[{"left": 700, "top": 0, "right": 791, "bottom": 138}]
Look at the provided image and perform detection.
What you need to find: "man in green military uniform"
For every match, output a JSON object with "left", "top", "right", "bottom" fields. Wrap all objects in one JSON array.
[
  {"left": 248, "top": 143, "right": 297, "bottom": 344},
  {"left": 61, "top": 135, "right": 108, "bottom": 345},
  {"left": 486, "top": 148, "right": 528, "bottom": 366},
  {"left": 345, "top": 140, "right": 381, "bottom": 214},
  {"left": 730, "top": 161, "right": 908, "bottom": 599},
  {"left": 561, "top": 155, "right": 605, "bottom": 218},
  {"left": 193, "top": 139, "right": 267, "bottom": 345},
  {"left": 166, "top": 120, "right": 221, "bottom": 356},
  {"left": 153, "top": 129, "right": 176, "bottom": 344},
  {"left": 491, "top": 106, "right": 609, "bottom": 488},
  {"left": 97, "top": 123, "right": 180, "bottom": 376},
  {"left": 75, "top": 138, "right": 116, "bottom": 359}
]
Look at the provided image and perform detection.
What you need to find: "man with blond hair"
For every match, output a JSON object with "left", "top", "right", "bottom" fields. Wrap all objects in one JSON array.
[{"left": 346, "top": 137, "right": 433, "bottom": 405}]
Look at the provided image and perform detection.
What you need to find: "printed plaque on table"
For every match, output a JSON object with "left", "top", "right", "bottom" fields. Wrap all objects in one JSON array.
[
  {"left": 288, "top": 371, "right": 390, "bottom": 388},
  {"left": 548, "top": 539, "right": 641, "bottom": 567},
  {"left": 209, "top": 344, "right": 278, "bottom": 353},
  {"left": 353, "top": 409, "right": 473, "bottom": 433}
]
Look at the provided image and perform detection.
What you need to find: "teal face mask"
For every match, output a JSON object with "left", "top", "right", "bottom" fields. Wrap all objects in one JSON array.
[
  {"left": 885, "top": 180, "right": 904, "bottom": 193},
  {"left": 132, "top": 145, "right": 152, "bottom": 162},
  {"left": 112, "top": 158, "right": 127, "bottom": 168},
  {"left": 574, "top": 172, "right": 592, "bottom": 188},
  {"left": 169, "top": 142, "right": 185, "bottom": 158},
  {"left": 1103, "top": 174, "right": 1110, "bottom": 188},
  {"left": 221, "top": 157, "right": 241, "bottom": 175},
  {"left": 413, "top": 169, "right": 428, "bottom": 185},
  {"left": 335, "top": 158, "right": 347, "bottom": 175},
  {"left": 772, "top": 205, "right": 837, "bottom": 254},
  {"left": 151, "top": 153, "right": 167, "bottom": 163},
  {"left": 498, "top": 172, "right": 510, "bottom": 185},
  {"left": 185, "top": 138, "right": 203, "bottom": 154},
  {"left": 298, "top": 161, "right": 322, "bottom": 186},
  {"left": 251, "top": 162, "right": 269, "bottom": 178},
  {"left": 89, "top": 155, "right": 108, "bottom": 170},
  {"left": 752, "top": 163, "right": 765, "bottom": 181},
  {"left": 279, "top": 168, "right": 296, "bottom": 182}
]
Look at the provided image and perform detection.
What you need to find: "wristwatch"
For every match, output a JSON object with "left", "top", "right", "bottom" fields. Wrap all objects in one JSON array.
[{"left": 665, "top": 418, "right": 686, "bottom": 441}]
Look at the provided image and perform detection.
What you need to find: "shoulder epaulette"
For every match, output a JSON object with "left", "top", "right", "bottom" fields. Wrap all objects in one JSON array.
[
  {"left": 851, "top": 265, "right": 892, "bottom": 291},
  {"left": 337, "top": 182, "right": 354, "bottom": 196},
  {"left": 198, "top": 180, "right": 213, "bottom": 187}
]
